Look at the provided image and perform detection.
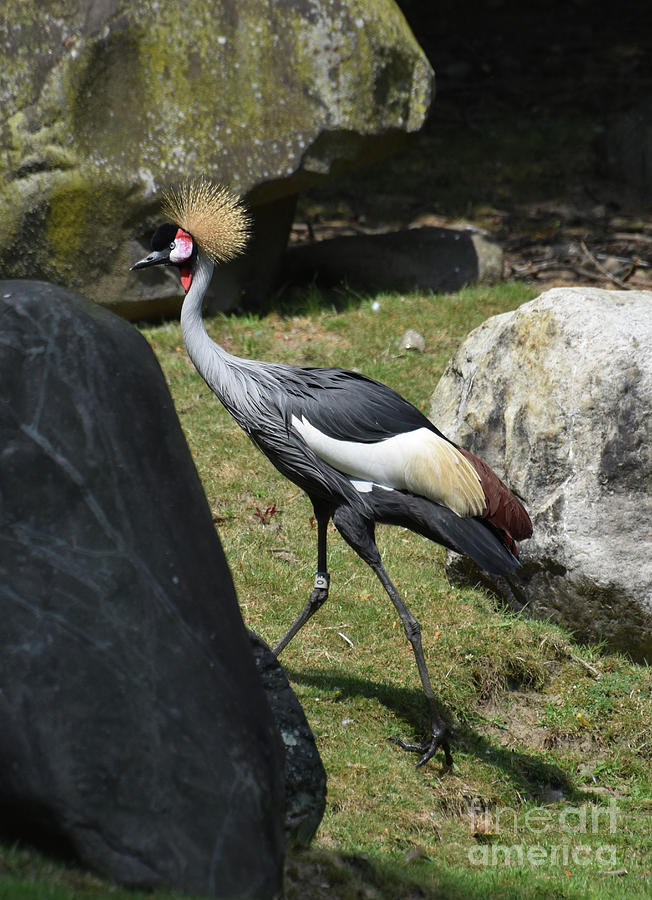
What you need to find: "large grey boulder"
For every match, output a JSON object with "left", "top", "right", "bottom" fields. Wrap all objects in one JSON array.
[
  {"left": 0, "top": 0, "right": 433, "bottom": 316},
  {"left": 429, "top": 288, "right": 652, "bottom": 662},
  {"left": 0, "top": 280, "right": 285, "bottom": 897}
]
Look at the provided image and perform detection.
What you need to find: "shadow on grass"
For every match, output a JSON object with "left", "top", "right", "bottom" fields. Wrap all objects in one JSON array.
[
  {"left": 286, "top": 845, "right": 597, "bottom": 900},
  {"left": 284, "top": 665, "right": 577, "bottom": 801}
]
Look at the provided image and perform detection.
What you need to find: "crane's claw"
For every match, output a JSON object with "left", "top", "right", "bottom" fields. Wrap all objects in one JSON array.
[{"left": 390, "top": 727, "right": 453, "bottom": 768}]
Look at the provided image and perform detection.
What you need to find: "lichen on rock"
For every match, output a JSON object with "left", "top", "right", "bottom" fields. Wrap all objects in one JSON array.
[
  {"left": 430, "top": 287, "right": 652, "bottom": 662},
  {"left": 0, "top": 0, "right": 433, "bottom": 314}
]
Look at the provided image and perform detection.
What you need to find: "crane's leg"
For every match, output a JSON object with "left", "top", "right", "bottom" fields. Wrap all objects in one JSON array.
[
  {"left": 372, "top": 563, "right": 453, "bottom": 767},
  {"left": 332, "top": 506, "right": 453, "bottom": 767},
  {"left": 272, "top": 506, "right": 330, "bottom": 656}
]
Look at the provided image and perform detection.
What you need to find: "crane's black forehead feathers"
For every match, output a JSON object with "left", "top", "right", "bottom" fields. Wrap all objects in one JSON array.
[{"left": 151, "top": 223, "right": 178, "bottom": 251}]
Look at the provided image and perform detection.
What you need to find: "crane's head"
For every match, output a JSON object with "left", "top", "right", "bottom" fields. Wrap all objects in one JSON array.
[{"left": 131, "top": 179, "right": 249, "bottom": 292}]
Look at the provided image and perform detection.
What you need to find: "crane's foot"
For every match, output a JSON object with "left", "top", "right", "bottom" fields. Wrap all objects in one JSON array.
[{"left": 390, "top": 724, "right": 454, "bottom": 768}]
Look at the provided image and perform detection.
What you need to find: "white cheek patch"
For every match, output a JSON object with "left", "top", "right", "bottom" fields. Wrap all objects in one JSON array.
[{"left": 169, "top": 230, "right": 194, "bottom": 263}]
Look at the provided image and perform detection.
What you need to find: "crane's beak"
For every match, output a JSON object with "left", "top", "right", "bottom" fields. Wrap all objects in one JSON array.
[{"left": 130, "top": 248, "right": 171, "bottom": 270}]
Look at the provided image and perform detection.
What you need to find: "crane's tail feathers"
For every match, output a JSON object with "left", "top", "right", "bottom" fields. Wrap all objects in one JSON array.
[{"left": 368, "top": 487, "right": 520, "bottom": 576}]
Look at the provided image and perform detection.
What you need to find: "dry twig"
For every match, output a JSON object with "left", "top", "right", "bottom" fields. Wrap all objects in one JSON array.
[{"left": 580, "top": 241, "right": 632, "bottom": 289}]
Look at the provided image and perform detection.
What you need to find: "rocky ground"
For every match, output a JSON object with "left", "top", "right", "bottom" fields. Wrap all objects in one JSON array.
[{"left": 292, "top": 0, "right": 652, "bottom": 294}]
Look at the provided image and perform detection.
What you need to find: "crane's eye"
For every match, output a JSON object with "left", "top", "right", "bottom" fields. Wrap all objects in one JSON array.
[{"left": 170, "top": 241, "right": 176, "bottom": 250}]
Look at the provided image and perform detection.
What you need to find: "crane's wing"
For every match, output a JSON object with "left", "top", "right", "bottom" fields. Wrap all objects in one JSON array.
[
  {"left": 277, "top": 366, "right": 484, "bottom": 518},
  {"left": 278, "top": 365, "right": 532, "bottom": 547},
  {"left": 281, "top": 366, "right": 436, "bottom": 442}
]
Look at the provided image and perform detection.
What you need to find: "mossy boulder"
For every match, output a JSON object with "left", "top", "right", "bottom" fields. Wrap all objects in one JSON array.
[{"left": 0, "top": 0, "right": 433, "bottom": 316}]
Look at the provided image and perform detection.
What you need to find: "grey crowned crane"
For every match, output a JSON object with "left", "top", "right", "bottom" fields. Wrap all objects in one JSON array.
[{"left": 132, "top": 179, "right": 532, "bottom": 766}]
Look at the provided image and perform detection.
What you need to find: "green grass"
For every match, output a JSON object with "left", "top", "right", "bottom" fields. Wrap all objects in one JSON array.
[{"left": 3, "top": 283, "right": 651, "bottom": 898}]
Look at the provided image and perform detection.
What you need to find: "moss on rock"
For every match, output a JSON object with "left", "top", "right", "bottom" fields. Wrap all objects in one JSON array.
[{"left": 0, "top": 0, "right": 433, "bottom": 310}]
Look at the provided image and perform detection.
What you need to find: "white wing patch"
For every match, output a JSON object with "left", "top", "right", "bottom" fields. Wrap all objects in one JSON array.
[
  {"left": 292, "top": 415, "right": 485, "bottom": 517},
  {"left": 350, "top": 479, "right": 394, "bottom": 494}
]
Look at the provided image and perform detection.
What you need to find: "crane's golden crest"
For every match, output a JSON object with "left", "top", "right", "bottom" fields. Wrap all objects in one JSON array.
[{"left": 162, "top": 178, "right": 250, "bottom": 264}]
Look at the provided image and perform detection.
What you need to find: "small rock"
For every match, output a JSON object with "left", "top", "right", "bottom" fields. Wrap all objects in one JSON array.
[{"left": 397, "top": 329, "right": 426, "bottom": 352}]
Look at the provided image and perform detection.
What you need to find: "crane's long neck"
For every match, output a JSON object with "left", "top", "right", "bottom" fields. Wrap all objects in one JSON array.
[
  {"left": 179, "top": 245, "right": 213, "bottom": 334},
  {"left": 179, "top": 248, "right": 259, "bottom": 419},
  {"left": 179, "top": 249, "right": 227, "bottom": 388}
]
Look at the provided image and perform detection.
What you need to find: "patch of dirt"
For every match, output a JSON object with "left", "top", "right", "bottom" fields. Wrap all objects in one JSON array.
[
  {"left": 475, "top": 687, "right": 618, "bottom": 768},
  {"left": 480, "top": 691, "right": 554, "bottom": 751}
]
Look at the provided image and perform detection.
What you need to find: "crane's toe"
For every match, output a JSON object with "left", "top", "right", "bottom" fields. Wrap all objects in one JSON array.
[{"left": 390, "top": 726, "right": 454, "bottom": 768}]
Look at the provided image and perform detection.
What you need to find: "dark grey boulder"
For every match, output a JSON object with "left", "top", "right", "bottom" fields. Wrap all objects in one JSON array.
[
  {"left": 249, "top": 633, "right": 327, "bottom": 849},
  {"left": 281, "top": 226, "right": 503, "bottom": 294},
  {"left": 0, "top": 281, "right": 285, "bottom": 898}
]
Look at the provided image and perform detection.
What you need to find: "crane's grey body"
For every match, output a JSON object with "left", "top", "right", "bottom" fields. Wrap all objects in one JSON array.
[
  {"left": 182, "top": 254, "right": 518, "bottom": 573},
  {"left": 134, "top": 211, "right": 531, "bottom": 766}
]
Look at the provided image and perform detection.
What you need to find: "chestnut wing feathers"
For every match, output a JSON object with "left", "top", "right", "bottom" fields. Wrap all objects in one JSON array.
[{"left": 459, "top": 448, "right": 533, "bottom": 551}]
